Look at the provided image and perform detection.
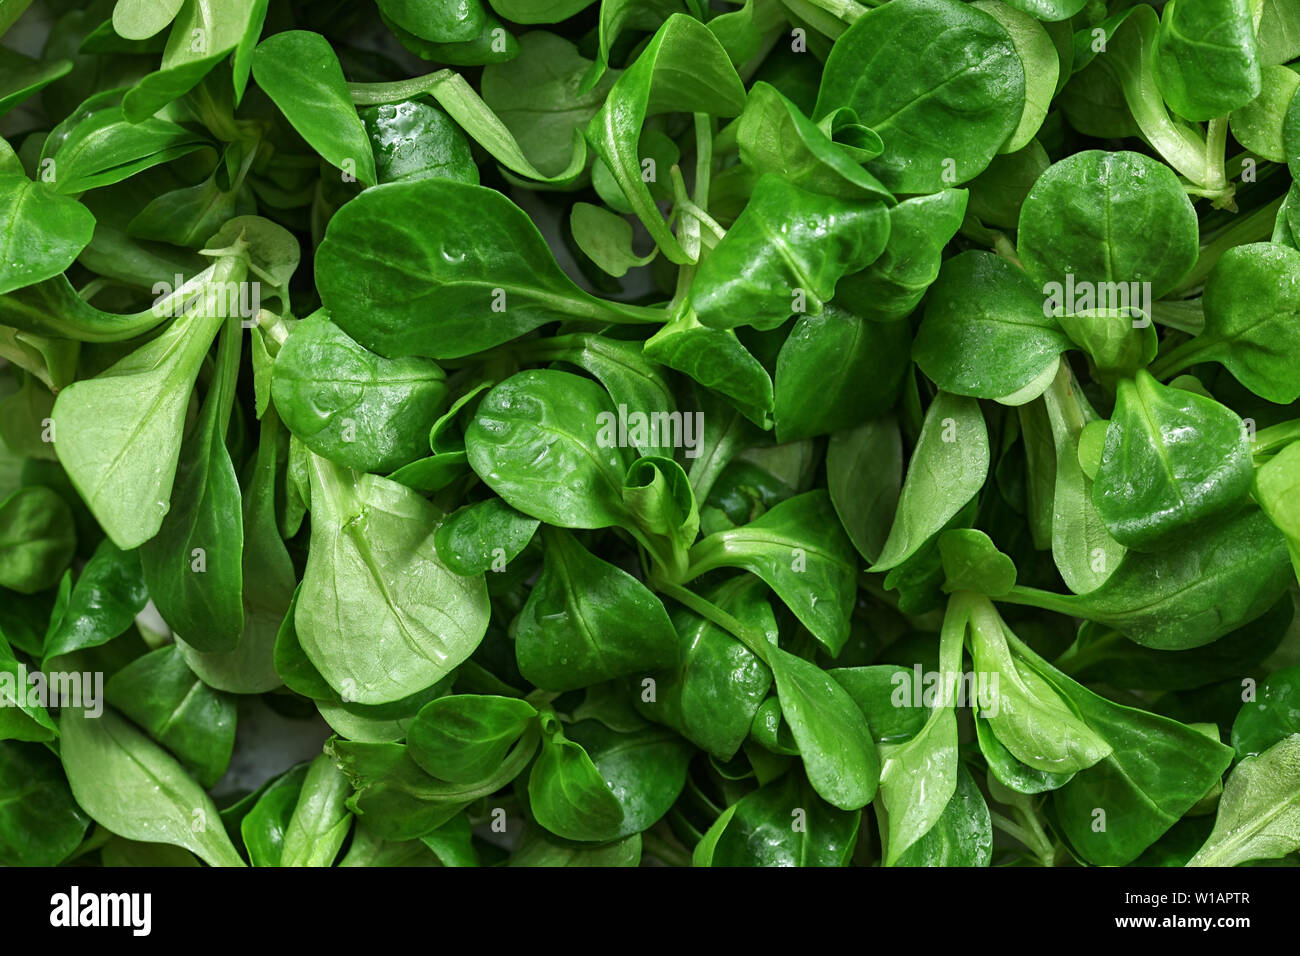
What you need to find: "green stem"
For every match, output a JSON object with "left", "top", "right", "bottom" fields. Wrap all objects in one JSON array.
[
  {"left": 1015, "top": 803, "right": 1056, "bottom": 867},
  {"left": 349, "top": 70, "right": 453, "bottom": 105},
  {"left": 642, "top": 828, "right": 694, "bottom": 867},
  {"left": 1052, "top": 628, "right": 1121, "bottom": 677},
  {"left": 1203, "top": 116, "right": 1230, "bottom": 197},
  {"left": 1149, "top": 298, "right": 1204, "bottom": 335},
  {"left": 804, "top": 0, "right": 870, "bottom": 22},
  {"left": 211, "top": 315, "right": 244, "bottom": 441},
  {"left": 1147, "top": 336, "right": 1211, "bottom": 380},
  {"left": 713, "top": 117, "right": 740, "bottom": 157},
  {"left": 652, "top": 579, "right": 771, "bottom": 664},
  {"left": 998, "top": 584, "right": 1080, "bottom": 619},
  {"left": 989, "top": 811, "right": 1038, "bottom": 850},
  {"left": 1171, "top": 195, "right": 1284, "bottom": 295},
  {"left": 1252, "top": 418, "right": 1300, "bottom": 459},
  {"left": 693, "top": 112, "right": 713, "bottom": 209}
]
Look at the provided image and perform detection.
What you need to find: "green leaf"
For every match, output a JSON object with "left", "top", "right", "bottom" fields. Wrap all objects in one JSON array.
[
  {"left": 768, "top": 643, "right": 879, "bottom": 810},
  {"left": 407, "top": 694, "right": 537, "bottom": 783},
  {"left": 938, "top": 528, "right": 1017, "bottom": 596},
  {"left": 480, "top": 31, "right": 616, "bottom": 180},
  {"left": 280, "top": 752, "right": 352, "bottom": 866},
  {"left": 0, "top": 173, "right": 95, "bottom": 295},
  {"left": 737, "top": 81, "right": 891, "bottom": 201},
  {"left": 1189, "top": 734, "right": 1300, "bottom": 867},
  {"left": 378, "top": 0, "right": 485, "bottom": 43},
  {"left": 692, "top": 176, "right": 890, "bottom": 331},
  {"left": 251, "top": 31, "right": 377, "bottom": 186},
  {"left": 815, "top": 0, "right": 1025, "bottom": 193},
  {"left": 565, "top": 719, "right": 693, "bottom": 837},
  {"left": 1155, "top": 243, "right": 1300, "bottom": 404},
  {"left": 139, "top": 320, "right": 244, "bottom": 650},
  {"left": 570, "top": 203, "right": 654, "bottom": 278},
  {"left": 894, "top": 764, "right": 992, "bottom": 866},
  {"left": 827, "top": 417, "right": 902, "bottom": 564},
  {"left": 296, "top": 454, "right": 490, "bottom": 704},
  {"left": 876, "top": 596, "right": 965, "bottom": 864},
  {"left": 104, "top": 645, "right": 236, "bottom": 788},
  {"left": 273, "top": 312, "right": 448, "bottom": 473},
  {"left": 1092, "top": 370, "right": 1253, "bottom": 550},
  {"left": 527, "top": 712, "right": 625, "bottom": 842},
  {"left": 585, "top": 14, "right": 745, "bottom": 264},
  {"left": 1006, "top": 506, "right": 1292, "bottom": 649},
  {"left": 317, "top": 180, "right": 660, "bottom": 359},
  {"left": 113, "top": 0, "right": 185, "bottom": 41},
  {"left": 360, "top": 99, "right": 478, "bottom": 186},
  {"left": 915, "top": 251, "right": 1070, "bottom": 401},
  {"left": 0, "top": 740, "right": 88, "bottom": 866},
  {"left": 41, "top": 92, "right": 211, "bottom": 194},
  {"left": 50, "top": 257, "right": 241, "bottom": 549},
  {"left": 700, "top": 773, "right": 861, "bottom": 866},
  {"left": 43, "top": 538, "right": 148, "bottom": 663},
  {"left": 872, "top": 392, "right": 990, "bottom": 573},
  {"left": 466, "top": 369, "right": 635, "bottom": 529},
  {"left": 240, "top": 763, "right": 308, "bottom": 866},
  {"left": 59, "top": 707, "right": 246, "bottom": 867},
  {"left": 640, "top": 575, "right": 774, "bottom": 759},
  {"left": 1155, "top": 0, "right": 1260, "bottom": 121},
  {"left": 516, "top": 527, "right": 677, "bottom": 691},
  {"left": 836, "top": 190, "right": 969, "bottom": 323},
  {"left": 1232, "top": 665, "right": 1300, "bottom": 760},
  {"left": 0, "top": 486, "right": 75, "bottom": 594},
  {"left": 687, "top": 491, "right": 858, "bottom": 654},
  {"left": 1017, "top": 150, "right": 1198, "bottom": 299}
]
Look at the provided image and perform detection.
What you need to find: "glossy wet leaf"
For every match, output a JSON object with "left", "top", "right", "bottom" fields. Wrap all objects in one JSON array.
[
  {"left": 893, "top": 764, "right": 991, "bottom": 866},
  {"left": 915, "top": 251, "right": 1069, "bottom": 401},
  {"left": 835, "top": 189, "right": 969, "bottom": 323},
  {"left": 1017, "top": 150, "right": 1198, "bottom": 299},
  {"left": 527, "top": 713, "right": 625, "bottom": 842},
  {"left": 515, "top": 527, "right": 677, "bottom": 691},
  {"left": 1232, "top": 666, "right": 1300, "bottom": 760},
  {"left": 566, "top": 719, "right": 692, "bottom": 836},
  {"left": 737, "top": 81, "right": 891, "bottom": 201},
  {"left": 434, "top": 498, "right": 538, "bottom": 576},
  {"left": 42, "top": 538, "right": 148, "bottom": 662},
  {"left": 1155, "top": 0, "right": 1260, "bottom": 121},
  {"left": 692, "top": 175, "right": 890, "bottom": 331},
  {"left": 1092, "top": 370, "right": 1253, "bottom": 550},
  {"left": 700, "top": 773, "right": 860, "bottom": 866},
  {"left": 0, "top": 172, "right": 95, "bottom": 295},
  {"left": 273, "top": 312, "right": 448, "bottom": 474},
  {"left": 768, "top": 643, "right": 878, "bottom": 810},
  {"left": 1007, "top": 506, "right": 1292, "bottom": 649},
  {"left": 815, "top": 0, "right": 1025, "bottom": 193},
  {"left": 466, "top": 369, "right": 635, "bottom": 530},
  {"left": 687, "top": 491, "right": 857, "bottom": 654}
]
